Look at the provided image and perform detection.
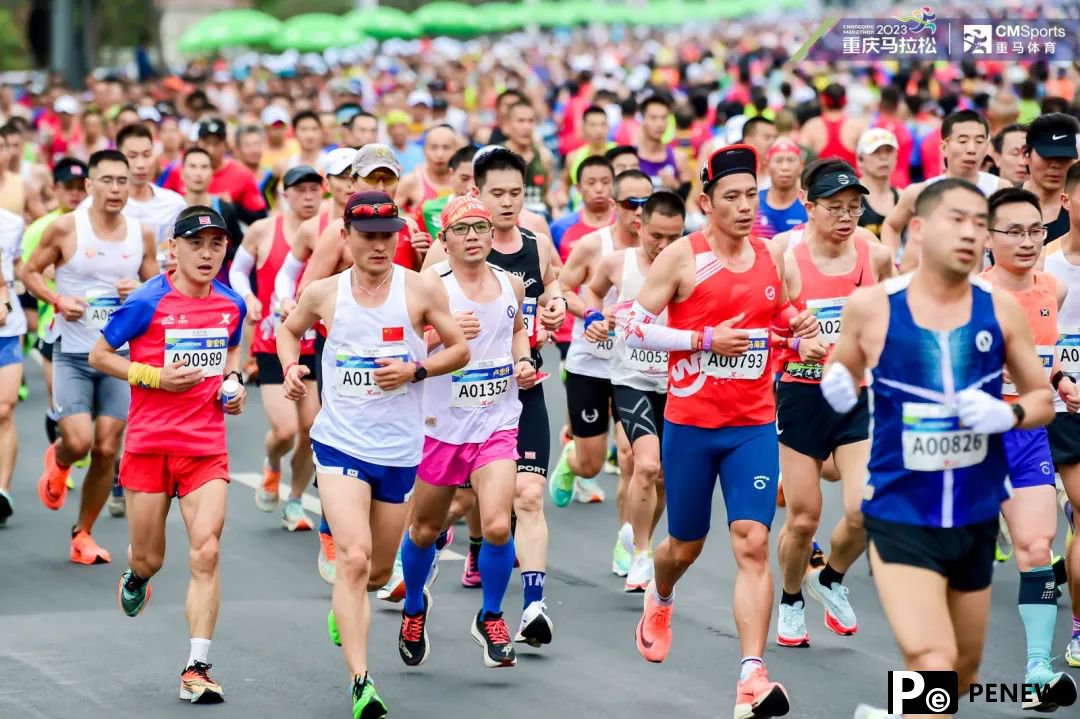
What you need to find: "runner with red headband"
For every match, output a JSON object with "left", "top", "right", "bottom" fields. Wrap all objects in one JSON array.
[{"left": 755, "top": 138, "right": 807, "bottom": 241}]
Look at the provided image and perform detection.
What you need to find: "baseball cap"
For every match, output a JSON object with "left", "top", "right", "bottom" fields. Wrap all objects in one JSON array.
[
  {"left": 857, "top": 128, "right": 899, "bottom": 157},
  {"left": 384, "top": 109, "right": 410, "bottom": 126},
  {"left": 344, "top": 190, "right": 406, "bottom": 233},
  {"left": 407, "top": 90, "right": 433, "bottom": 108},
  {"left": 1027, "top": 118, "right": 1079, "bottom": 160},
  {"left": 324, "top": 148, "right": 357, "bottom": 177},
  {"left": 261, "top": 105, "right": 291, "bottom": 127},
  {"left": 174, "top": 206, "right": 230, "bottom": 239},
  {"left": 807, "top": 170, "right": 870, "bottom": 201},
  {"left": 54, "top": 95, "right": 79, "bottom": 115},
  {"left": 352, "top": 144, "right": 402, "bottom": 178},
  {"left": 701, "top": 144, "right": 758, "bottom": 189},
  {"left": 197, "top": 118, "right": 227, "bottom": 140},
  {"left": 441, "top": 196, "right": 492, "bottom": 229},
  {"left": 53, "top": 158, "right": 88, "bottom": 184},
  {"left": 283, "top": 165, "right": 323, "bottom": 189},
  {"left": 137, "top": 105, "right": 162, "bottom": 123}
]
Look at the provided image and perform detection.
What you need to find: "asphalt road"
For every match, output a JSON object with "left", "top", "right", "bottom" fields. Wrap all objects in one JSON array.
[{"left": 1, "top": 348, "right": 1075, "bottom": 719}]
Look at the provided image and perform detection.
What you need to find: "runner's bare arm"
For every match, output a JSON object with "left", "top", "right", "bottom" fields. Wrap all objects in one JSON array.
[
  {"left": 535, "top": 233, "right": 566, "bottom": 331},
  {"left": 137, "top": 226, "right": 160, "bottom": 280},
  {"left": 509, "top": 274, "right": 531, "bottom": 355},
  {"left": 22, "top": 215, "right": 71, "bottom": 305},
  {"left": 881, "top": 182, "right": 920, "bottom": 261},
  {"left": 24, "top": 181, "right": 46, "bottom": 221},
  {"left": 1056, "top": 274, "right": 1068, "bottom": 309},
  {"left": 558, "top": 235, "right": 597, "bottom": 319},
  {"left": 584, "top": 251, "right": 618, "bottom": 309},
  {"left": 416, "top": 271, "right": 470, "bottom": 376},
  {"left": 398, "top": 173, "right": 421, "bottom": 209},
  {"left": 298, "top": 222, "right": 344, "bottom": 294},
  {"left": 996, "top": 290, "right": 1055, "bottom": 427},
  {"left": 420, "top": 234, "right": 448, "bottom": 270},
  {"left": 870, "top": 241, "right": 897, "bottom": 280},
  {"left": 768, "top": 230, "right": 791, "bottom": 255},
  {"left": 781, "top": 247, "right": 802, "bottom": 302},
  {"left": 292, "top": 217, "right": 317, "bottom": 262},
  {"left": 824, "top": 286, "right": 876, "bottom": 383}
]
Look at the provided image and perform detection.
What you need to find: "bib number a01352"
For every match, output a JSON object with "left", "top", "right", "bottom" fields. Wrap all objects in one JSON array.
[
  {"left": 335, "top": 344, "right": 409, "bottom": 399},
  {"left": 452, "top": 357, "right": 513, "bottom": 407},
  {"left": 700, "top": 329, "right": 769, "bottom": 380},
  {"left": 85, "top": 293, "right": 121, "bottom": 330},
  {"left": 164, "top": 328, "right": 229, "bottom": 377},
  {"left": 1058, "top": 330, "right": 1080, "bottom": 375},
  {"left": 901, "top": 402, "right": 987, "bottom": 471},
  {"left": 807, "top": 297, "right": 845, "bottom": 346},
  {"left": 1002, "top": 344, "right": 1054, "bottom": 396}
]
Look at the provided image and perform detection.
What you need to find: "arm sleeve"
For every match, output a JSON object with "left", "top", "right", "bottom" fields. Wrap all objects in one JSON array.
[
  {"left": 274, "top": 253, "right": 306, "bottom": 304},
  {"left": 622, "top": 301, "right": 697, "bottom": 352},
  {"left": 227, "top": 291, "right": 248, "bottom": 347},
  {"left": 229, "top": 246, "right": 256, "bottom": 298}
]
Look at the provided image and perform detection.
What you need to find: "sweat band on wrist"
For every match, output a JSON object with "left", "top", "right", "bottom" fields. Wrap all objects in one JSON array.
[
  {"left": 584, "top": 309, "right": 605, "bottom": 330},
  {"left": 127, "top": 362, "right": 161, "bottom": 389},
  {"left": 703, "top": 326, "right": 714, "bottom": 352},
  {"left": 791, "top": 337, "right": 801, "bottom": 352},
  {"left": 283, "top": 361, "right": 299, "bottom": 377}
]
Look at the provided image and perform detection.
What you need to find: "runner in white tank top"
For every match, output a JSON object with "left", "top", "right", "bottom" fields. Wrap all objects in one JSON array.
[
  {"left": 0, "top": 208, "right": 26, "bottom": 525},
  {"left": 584, "top": 191, "right": 685, "bottom": 592},
  {"left": 275, "top": 190, "right": 469, "bottom": 717}
]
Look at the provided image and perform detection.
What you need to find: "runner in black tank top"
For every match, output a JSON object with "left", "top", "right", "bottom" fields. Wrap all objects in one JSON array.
[
  {"left": 859, "top": 188, "right": 899, "bottom": 239},
  {"left": 488, "top": 226, "right": 545, "bottom": 367},
  {"left": 1045, "top": 206, "right": 1070, "bottom": 245}
]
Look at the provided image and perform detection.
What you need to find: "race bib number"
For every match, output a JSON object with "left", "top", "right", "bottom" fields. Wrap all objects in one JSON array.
[
  {"left": 700, "top": 329, "right": 769, "bottom": 380},
  {"left": 451, "top": 357, "right": 513, "bottom": 407},
  {"left": 624, "top": 346, "right": 668, "bottom": 375},
  {"left": 901, "top": 402, "right": 987, "bottom": 472},
  {"left": 335, "top": 344, "right": 409, "bottom": 399},
  {"left": 522, "top": 297, "right": 537, "bottom": 339},
  {"left": 1058, "top": 330, "right": 1080, "bottom": 375},
  {"left": 85, "top": 294, "right": 121, "bottom": 330},
  {"left": 1002, "top": 344, "right": 1054, "bottom": 396},
  {"left": 586, "top": 329, "right": 615, "bottom": 359},
  {"left": 806, "top": 297, "right": 845, "bottom": 346},
  {"left": 164, "top": 328, "right": 229, "bottom": 377}
]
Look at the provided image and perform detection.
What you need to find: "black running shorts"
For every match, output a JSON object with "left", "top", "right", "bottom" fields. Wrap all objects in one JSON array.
[
  {"left": 1048, "top": 411, "right": 1080, "bottom": 466},
  {"left": 565, "top": 371, "right": 614, "bottom": 439},
  {"left": 864, "top": 516, "right": 997, "bottom": 592},
  {"left": 776, "top": 381, "right": 870, "bottom": 461},
  {"left": 517, "top": 384, "right": 550, "bottom": 478},
  {"left": 255, "top": 352, "right": 317, "bottom": 386},
  {"left": 612, "top": 385, "right": 666, "bottom": 445}
]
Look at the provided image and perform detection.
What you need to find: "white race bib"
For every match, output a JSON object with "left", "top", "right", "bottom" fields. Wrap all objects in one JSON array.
[
  {"left": 806, "top": 297, "right": 845, "bottom": 346},
  {"left": 901, "top": 402, "right": 987, "bottom": 471},
  {"left": 700, "top": 329, "right": 769, "bottom": 380},
  {"left": 1058, "top": 329, "right": 1080, "bottom": 375},
  {"left": 624, "top": 346, "right": 668, "bottom": 376},
  {"left": 164, "top": 327, "right": 229, "bottom": 377},
  {"left": 585, "top": 329, "right": 615, "bottom": 359},
  {"left": 335, "top": 344, "right": 409, "bottom": 399},
  {"left": 1002, "top": 344, "right": 1054, "bottom": 396},
  {"left": 85, "top": 293, "right": 121, "bottom": 331},
  {"left": 451, "top": 357, "right": 513, "bottom": 407},
  {"left": 522, "top": 297, "right": 537, "bottom": 339}
]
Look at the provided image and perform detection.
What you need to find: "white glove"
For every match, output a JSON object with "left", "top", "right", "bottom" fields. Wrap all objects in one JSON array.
[
  {"left": 821, "top": 363, "right": 858, "bottom": 414},
  {"left": 957, "top": 388, "right": 1016, "bottom": 434}
]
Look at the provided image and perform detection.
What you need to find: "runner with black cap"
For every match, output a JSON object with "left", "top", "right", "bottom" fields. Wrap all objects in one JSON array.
[
  {"left": 626, "top": 143, "right": 818, "bottom": 718},
  {"left": 229, "top": 164, "right": 322, "bottom": 530},
  {"left": 88, "top": 204, "right": 246, "bottom": 705},
  {"left": 277, "top": 189, "right": 468, "bottom": 719},
  {"left": 1023, "top": 113, "right": 1079, "bottom": 245}
]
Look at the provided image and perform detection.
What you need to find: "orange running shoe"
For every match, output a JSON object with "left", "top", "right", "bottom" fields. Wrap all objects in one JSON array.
[
  {"left": 255, "top": 460, "right": 280, "bottom": 512},
  {"left": 179, "top": 661, "right": 224, "bottom": 704},
  {"left": 318, "top": 531, "right": 336, "bottom": 585},
  {"left": 71, "top": 529, "right": 111, "bottom": 565},
  {"left": 776, "top": 481, "right": 786, "bottom": 508},
  {"left": 734, "top": 665, "right": 790, "bottom": 719},
  {"left": 635, "top": 581, "right": 673, "bottom": 663},
  {"left": 37, "top": 442, "right": 71, "bottom": 511}
]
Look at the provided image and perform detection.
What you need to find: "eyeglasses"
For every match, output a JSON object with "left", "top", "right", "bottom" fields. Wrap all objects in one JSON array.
[
  {"left": 357, "top": 172, "right": 399, "bottom": 186},
  {"left": 350, "top": 202, "right": 399, "bottom": 219},
  {"left": 991, "top": 227, "right": 1048, "bottom": 241},
  {"left": 618, "top": 197, "right": 650, "bottom": 210},
  {"left": 816, "top": 204, "right": 865, "bottom": 218},
  {"left": 91, "top": 176, "right": 129, "bottom": 187},
  {"left": 447, "top": 221, "right": 492, "bottom": 237}
]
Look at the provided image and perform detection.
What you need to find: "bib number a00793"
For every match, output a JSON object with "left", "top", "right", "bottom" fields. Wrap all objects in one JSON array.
[
  {"left": 807, "top": 297, "right": 845, "bottom": 346},
  {"left": 700, "top": 329, "right": 769, "bottom": 380},
  {"left": 901, "top": 402, "right": 986, "bottom": 472},
  {"left": 164, "top": 328, "right": 229, "bottom": 377},
  {"left": 335, "top": 344, "right": 409, "bottom": 399},
  {"left": 1002, "top": 344, "right": 1054, "bottom": 396},
  {"left": 452, "top": 357, "right": 513, "bottom": 407},
  {"left": 85, "top": 293, "right": 121, "bottom": 330}
]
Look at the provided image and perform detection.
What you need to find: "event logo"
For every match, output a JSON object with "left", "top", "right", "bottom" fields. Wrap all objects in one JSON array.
[
  {"left": 963, "top": 24, "right": 993, "bottom": 53},
  {"left": 894, "top": 6, "right": 937, "bottom": 34}
]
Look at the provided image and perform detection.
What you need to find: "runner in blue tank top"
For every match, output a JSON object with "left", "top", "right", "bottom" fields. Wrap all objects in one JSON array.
[{"left": 821, "top": 178, "right": 1055, "bottom": 719}]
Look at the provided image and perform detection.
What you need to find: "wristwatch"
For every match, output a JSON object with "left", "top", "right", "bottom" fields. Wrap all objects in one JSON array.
[
  {"left": 517, "top": 356, "right": 537, "bottom": 369},
  {"left": 225, "top": 370, "right": 244, "bottom": 385},
  {"left": 412, "top": 361, "right": 429, "bottom": 383},
  {"left": 1011, "top": 403, "right": 1026, "bottom": 428},
  {"left": 1, "top": 299, "right": 11, "bottom": 314}
]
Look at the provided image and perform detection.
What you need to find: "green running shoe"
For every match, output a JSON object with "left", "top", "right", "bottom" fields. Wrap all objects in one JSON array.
[
  {"left": 1023, "top": 659, "right": 1078, "bottom": 711},
  {"left": 548, "top": 441, "right": 575, "bottom": 508},
  {"left": 994, "top": 512, "right": 1013, "bottom": 563},
  {"left": 352, "top": 674, "right": 388, "bottom": 719},
  {"left": 18, "top": 382, "right": 28, "bottom": 402},
  {"left": 328, "top": 609, "right": 341, "bottom": 646},
  {"left": 117, "top": 569, "right": 152, "bottom": 617},
  {"left": 612, "top": 534, "right": 631, "bottom": 577}
]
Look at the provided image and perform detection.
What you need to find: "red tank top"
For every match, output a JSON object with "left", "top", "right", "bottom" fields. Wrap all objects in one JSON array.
[
  {"left": 781, "top": 236, "right": 874, "bottom": 384},
  {"left": 251, "top": 215, "right": 291, "bottom": 355},
  {"left": 665, "top": 232, "right": 783, "bottom": 428},
  {"left": 820, "top": 116, "right": 857, "bottom": 166}
]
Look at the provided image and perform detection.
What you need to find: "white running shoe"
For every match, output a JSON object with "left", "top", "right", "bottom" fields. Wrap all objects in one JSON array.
[
  {"left": 803, "top": 568, "right": 858, "bottom": 636},
  {"left": 514, "top": 600, "right": 554, "bottom": 647},
  {"left": 775, "top": 601, "right": 810, "bottom": 648},
  {"left": 281, "top": 498, "right": 313, "bottom": 531},
  {"left": 377, "top": 552, "right": 406, "bottom": 602},
  {"left": 572, "top": 476, "right": 605, "bottom": 503},
  {"left": 624, "top": 551, "right": 653, "bottom": 593}
]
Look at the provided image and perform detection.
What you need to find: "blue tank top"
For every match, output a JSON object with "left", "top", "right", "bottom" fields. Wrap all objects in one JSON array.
[
  {"left": 755, "top": 188, "right": 808, "bottom": 240},
  {"left": 865, "top": 274, "right": 1008, "bottom": 528}
]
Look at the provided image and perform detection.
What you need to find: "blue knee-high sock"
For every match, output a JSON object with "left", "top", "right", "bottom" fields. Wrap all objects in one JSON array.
[
  {"left": 319, "top": 516, "right": 331, "bottom": 535},
  {"left": 1018, "top": 566, "right": 1057, "bottom": 671},
  {"left": 401, "top": 535, "right": 436, "bottom": 616},
  {"left": 479, "top": 538, "right": 515, "bottom": 615}
]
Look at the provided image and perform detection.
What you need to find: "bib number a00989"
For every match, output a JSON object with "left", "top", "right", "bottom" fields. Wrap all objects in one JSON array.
[
  {"left": 807, "top": 297, "right": 845, "bottom": 346},
  {"left": 1002, "top": 345, "right": 1054, "bottom": 396},
  {"left": 901, "top": 402, "right": 986, "bottom": 472},
  {"left": 335, "top": 344, "right": 409, "bottom": 399},
  {"left": 85, "top": 293, "right": 121, "bottom": 330},
  {"left": 452, "top": 357, "right": 513, "bottom": 407},
  {"left": 700, "top": 329, "right": 769, "bottom": 380},
  {"left": 164, "top": 328, "right": 229, "bottom": 377}
]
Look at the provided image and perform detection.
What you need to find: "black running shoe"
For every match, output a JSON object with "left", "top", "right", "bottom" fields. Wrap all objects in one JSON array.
[
  {"left": 397, "top": 588, "right": 431, "bottom": 666},
  {"left": 471, "top": 610, "right": 517, "bottom": 667}
]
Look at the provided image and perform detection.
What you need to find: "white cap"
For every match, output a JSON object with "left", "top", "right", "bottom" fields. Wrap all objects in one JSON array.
[
  {"left": 857, "top": 127, "right": 899, "bottom": 157},
  {"left": 260, "top": 105, "right": 291, "bottom": 127},
  {"left": 137, "top": 105, "right": 162, "bottom": 123},
  {"left": 54, "top": 95, "right": 79, "bottom": 115},
  {"left": 407, "top": 90, "right": 433, "bottom": 108},
  {"left": 324, "top": 147, "right": 357, "bottom": 177}
]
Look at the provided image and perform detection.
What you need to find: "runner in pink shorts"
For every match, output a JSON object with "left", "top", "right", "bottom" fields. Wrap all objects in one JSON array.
[{"left": 397, "top": 196, "right": 537, "bottom": 669}]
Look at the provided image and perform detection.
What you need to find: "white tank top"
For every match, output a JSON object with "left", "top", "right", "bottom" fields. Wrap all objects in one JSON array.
[
  {"left": 926, "top": 171, "right": 999, "bottom": 197},
  {"left": 54, "top": 207, "right": 144, "bottom": 353},
  {"left": 0, "top": 208, "right": 26, "bottom": 338},
  {"left": 423, "top": 261, "right": 522, "bottom": 445},
  {"left": 564, "top": 227, "right": 618, "bottom": 380},
  {"left": 1045, "top": 246, "right": 1080, "bottom": 412},
  {"left": 311, "top": 267, "right": 427, "bottom": 466},
  {"left": 610, "top": 248, "right": 668, "bottom": 393}
]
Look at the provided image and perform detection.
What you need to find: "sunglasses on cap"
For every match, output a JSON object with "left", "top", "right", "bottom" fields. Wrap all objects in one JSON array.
[
  {"left": 350, "top": 202, "right": 400, "bottom": 219},
  {"left": 618, "top": 196, "right": 650, "bottom": 210}
]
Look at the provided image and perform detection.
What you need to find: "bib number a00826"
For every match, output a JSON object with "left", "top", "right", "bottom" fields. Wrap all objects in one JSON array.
[
  {"left": 452, "top": 357, "right": 513, "bottom": 407},
  {"left": 807, "top": 297, "right": 845, "bottom": 346},
  {"left": 1002, "top": 344, "right": 1054, "bottom": 396},
  {"left": 901, "top": 402, "right": 987, "bottom": 472},
  {"left": 85, "top": 293, "right": 121, "bottom": 330},
  {"left": 700, "top": 329, "right": 769, "bottom": 380},
  {"left": 335, "top": 344, "right": 409, "bottom": 399},
  {"left": 164, "top": 328, "right": 229, "bottom": 377}
]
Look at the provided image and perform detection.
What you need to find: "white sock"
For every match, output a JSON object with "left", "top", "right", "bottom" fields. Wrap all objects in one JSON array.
[
  {"left": 619, "top": 522, "right": 633, "bottom": 548},
  {"left": 651, "top": 584, "right": 673, "bottom": 606},
  {"left": 739, "top": 656, "right": 763, "bottom": 680},
  {"left": 188, "top": 638, "right": 211, "bottom": 666}
]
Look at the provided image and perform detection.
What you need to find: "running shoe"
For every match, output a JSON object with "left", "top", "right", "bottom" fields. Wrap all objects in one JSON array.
[
  {"left": 66, "top": 475, "right": 76, "bottom": 490},
  {"left": 514, "top": 600, "right": 554, "bottom": 647},
  {"left": 560, "top": 425, "right": 572, "bottom": 446},
  {"left": 635, "top": 582, "right": 672, "bottom": 663},
  {"left": 808, "top": 541, "right": 826, "bottom": 571},
  {"left": 376, "top": 551, "right": 405, "bottom": 602},
  {"left": 625, "top": 551, "right": 653, "bottom": 593},
  {"left": 351, "top": 674, "right": 388, "bottom": 719},
  {"left": 852, "top": 705, "right": 890, "bottom": 719},
  {"left": 734, "top": 665, "right": 790, "bottom": 719},
  {"left": 612, "top": 526, "right": 632, "bottom": 577},
  {"left": 37, "top": 442, "right": 70, "bottom": 511},
  {"left": 1023, "top": 660, "right": 1077, "bottom": 711},
  {"left": 1066, "top": 636, "right": 1080, "bottom": 668},
  {"left": 281, "top": 498, "right": 313, "bottom": 531},
  {"left": 776, "top": 480, "right": 786, "bottom": 508},
  {"left": 117, "top": 569, "right": 152, "bottom": 617},
  {"left": 1065, "top": 499, "right": 1074, "bottom": 556},
  {"left": 995, "top": 511, "right": 1013, "bottom": 563},
  {"left": 461, "top": 549, "right": 482, "bottom": 588},
  {"left": 179, "top": 661, "right": 224, "bottom": 704},
  {"left": 775, "top": 601, "right": 810, "bottom": 648},
  {"left": 318, "top": 530, "right": 336, "bottom": 585},
  {"left": 70, "top": 528, "right": 111, "bottom": 564},
  {"left": 107, "top": 478, "right": 126, "bottom": 518},
  {"left": 398, "top": 588, "right": 432, "bottom": 667},
  {"left": 0, "top": 488, "right": 12, "bottom": 526},
  {"left": 803, "top": 568, "right": 858, "bottom": 636},
  {"left": 604, "top": 443, "right": 619, "bottom": 475},
  {"left": 255, "top": 459, "right": 280, "bottom": 512},
  {"left": 573, "top": 476, "right": 605, "bottom": 503},
  {"left": 1053, "top": 554, "right": 1068, "bottom": 590},
  {"left": 73, "top": 453, "right": 90, "bottom": 469},
  {"left": 328, "top": 609, "right": 341, "bottom": 646},
  {"left": 18, "top": 381, "right": 28, "bottom": 402},
  {"left": 472, "top": 610, "right": 517, "bottom": 667},
  {"left": 549, "top": 442, "right": 575, "bottom": 507}
]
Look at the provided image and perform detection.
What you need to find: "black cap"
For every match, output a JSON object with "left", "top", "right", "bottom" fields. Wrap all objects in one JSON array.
[
  {"left": 197, "top": 117, "right": 227, "bottom": 140},
  {"left": 701, "top": 143, "right": 758, "bottom": 188},
  {"left": 606, "top": 144, "right": 638, "bottom": 162},
  {"left": 283, "top": 165, "right": 323, "bottom": 189},
  {"left": 344, "top": 190, "right": 406, "bottom": 233},
  {"left": 1027, "top": 123, "right": 1079, "bottom": 160},
  {"left": 174, "top": 206, "right": 230, "bottom": 239},
  {"left": 53, "top": 157, "right": 88, "bottom": 184},
  {"left": 807, "top": 171, "right": 870, "bottom": 200}
]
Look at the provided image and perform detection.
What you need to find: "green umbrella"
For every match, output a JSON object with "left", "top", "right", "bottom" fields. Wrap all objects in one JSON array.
[
  {"left": 536, "top": 1, "right": 586, "bottom": 28},
  {"left": 345, "top": 7, "right": 421, "bottom": 40},
  {"left": 177, "top": 9, "right": 281, "bottom": 54},
  {"left": 483, "top": 2, "right": 526, "bottom": 32},
  {"left": 272, "top": 13, "right": 363, "bottom": 52},
  {"left": 578, "top": 2, "right": 631, "bottom": 26},
  {"left": 414, "top": 2, "right": 483, "bottom": 36}
]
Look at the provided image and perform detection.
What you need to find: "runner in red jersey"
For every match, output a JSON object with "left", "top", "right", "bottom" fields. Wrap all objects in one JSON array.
[
  {"left": 624, "top": 144, "right": 818, "bottom": 719},
  {"left": 88, "top": 205, "right": 247, "bottom": 704},
  {"left": 229, "top": 165, "right": 321, "bottom": 529},
  {"left": 801, "top": 84, "right": 866, "bottom": 167}
]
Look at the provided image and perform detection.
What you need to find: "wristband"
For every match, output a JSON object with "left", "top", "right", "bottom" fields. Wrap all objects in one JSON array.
[
  {"left": 1052, "top": 370, "right": 1065, "bottom": 391},
  {"left": 693, "top": 331, "right": 703, "bottom": 351},
  {"left": 703, "top": 326, "right": 713, "bottom": 352},
  {"left": 283, "top": 361, "right": 299, "bottom": 377},
  {"left": 225, "top": 370, "right": 244, "bottom": 386},
  {"left": 791, "top": 337, "right": 801, "bottom": 353},
  {"left": 127, "top": 362, "right": 161, "bottom": 389},
  {"left": 1012, "top": 402, "right": 1026, "bottom": 428},
  {"left": 584, "top": 309, "right": 605, "bottom": 330}
]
